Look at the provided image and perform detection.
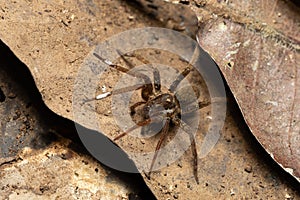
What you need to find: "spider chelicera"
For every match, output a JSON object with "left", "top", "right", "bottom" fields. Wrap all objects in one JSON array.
[{"left": 93, "top": 50, "right": 210, "bottom": 184}]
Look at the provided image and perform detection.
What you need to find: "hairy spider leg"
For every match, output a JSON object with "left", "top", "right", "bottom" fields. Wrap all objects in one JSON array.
[
  {"left": 181, "top": 100, "right": 211, "bottom": 115},
  {"left": 115, "top": 49, "right": 163, "bottom": 114},
  {"left": 153, "top": 69, "right": 161, "bottom": 92},
  {"left": 169, "top": 45, "right": 200, "bottom": 93},
  {"left": 113, "top": 118, "right": 151, "bottom": 141},
  {"left": 113, "top": 113, "right": 164, "bottom": 141},
  {"left": 93, "top": 53, "right": 153, "bottom": 101},
  {"left": 130, "top": 101, "right": 147, "bottom": 114},
  {"left": 182, "top": 96, "right": 227, "bottom": 115},
  {"left": 173, "top": 116, "right": 199, "bottom": 184},
  {"left": 116, "top": 50, "right": 155, "bottom": 100},
  {"left": 95, "top": 84, "right": 144, "bottom": 100},
  {"left": 116, "top": 50, "right": 159, "bottom": 114},
  {"left": 82, "top": 84, "right": 145, "bottom": 103},
  {"left": 147, "top": 117, "right": 170, "bottom": 179},
  {"left": 124, "top": 51, "right": 161, "bottom": 93},
  {"left": 169, "top": 65, "right": 193, "bottom": 93}
]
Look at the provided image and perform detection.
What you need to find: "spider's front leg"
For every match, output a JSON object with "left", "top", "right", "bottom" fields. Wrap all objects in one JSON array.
[
  {"left": 115, "top": 50, "right": 155, "bottom": 101},
  {"left": 133, "top": 53, "right": 161, "bottom": 93},
  {"left": 93, "top": 52, "right": 154, "bottom": 101},
  {"left": 118, "top": 50, "right": 162, "bottom": 94}
]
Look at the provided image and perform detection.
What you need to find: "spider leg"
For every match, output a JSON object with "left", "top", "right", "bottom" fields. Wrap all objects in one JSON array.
[
  {"left": 94, "top": 52, "right": 151, "bottom": 83},
  {"left": 95, "top": 84, "right": 144, "bottom": 100},
  {"left": 130, "top": 101, "right": 146, "bottom": 114},
  {"left": 113, "top": 114, "right": 164, "bottom": 141},
  {"left": 113, "top": 118, "right": 152, "bottom": 141},
  {"left": 83, "top": 84, "right": 145, "bottom": 104},
  {"left": 182, "top": 97, "right": 227, "bottom": 114},
  {"left": 116, "top": 50, "right": 156, "bottom": 100},
  {"left": 169, "top": 46, "right": 201, "bottom": 93},
  {"left": 169, "top": 65, "right": 193, "bottom": 93},
  {"left": 173, "top": 117, "right": 199, "bottom": 184},
  {"left": 153, "top": 68, "right": 161, "bottom": 93},
  {"left": 189, "top": 130, "right": 199, "bottom": 184},
  {"left": 147, "top": 117, "right": 170, "bottom": 179},
  {"left": 127, "top": 52, "right": 161, "bottom": 93},
  {"left": 181, "top": 100, "right": 211, "bottom": 115},
  {"left": 116, "top": 49, "right": 136, "bottom": 69},
  {"left": 93, "top": 52, "right": 153, "bottom": 100}
]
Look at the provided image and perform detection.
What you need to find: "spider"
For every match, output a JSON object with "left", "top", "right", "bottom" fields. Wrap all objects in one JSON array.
[{"left": 93, "top": 49, "right": 210, "bottom": 184}]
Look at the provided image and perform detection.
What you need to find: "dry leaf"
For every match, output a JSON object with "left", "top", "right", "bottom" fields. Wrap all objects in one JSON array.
[{"left": 195, "top": 0, "right": 300, "bottom": 181}]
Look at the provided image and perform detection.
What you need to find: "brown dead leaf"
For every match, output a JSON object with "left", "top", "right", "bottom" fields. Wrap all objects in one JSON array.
[{"left": 195, "top": 0, "right": 300, "bottom": 181}]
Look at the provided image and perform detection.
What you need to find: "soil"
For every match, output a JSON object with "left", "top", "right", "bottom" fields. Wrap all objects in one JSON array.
[{"left": 0, "top": 41, "right": 155, "bottom": 200}]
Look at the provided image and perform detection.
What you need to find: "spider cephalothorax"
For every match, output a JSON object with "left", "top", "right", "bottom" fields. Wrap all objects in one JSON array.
[{"left": 93, "top": 50, "right": 209, "bottom": 184}]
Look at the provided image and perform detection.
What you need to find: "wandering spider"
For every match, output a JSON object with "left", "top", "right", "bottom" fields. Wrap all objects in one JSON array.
[{"left": 93, "top": 49, "right": 210, "bottom": 184}]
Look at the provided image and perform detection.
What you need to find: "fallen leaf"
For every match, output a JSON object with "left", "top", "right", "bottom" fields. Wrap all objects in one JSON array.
[{"left": 195, "top": 0, "right": 300, "bottom": 181}]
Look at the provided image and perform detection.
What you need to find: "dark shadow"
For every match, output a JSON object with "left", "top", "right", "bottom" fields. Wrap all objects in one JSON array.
[
  {"left": 121, "top": 0, "right": 198, "bottom": 38},
  {"left": 290, "top": 0, "right": 300, "bottom": 7},
  {"left": 0, "top": 40, "right": 156, "bottom": 200}
]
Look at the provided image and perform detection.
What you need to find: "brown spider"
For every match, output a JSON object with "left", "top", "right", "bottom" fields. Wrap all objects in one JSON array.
[{"left": 93, "top": 50, "right": 210, "bottom": 184}]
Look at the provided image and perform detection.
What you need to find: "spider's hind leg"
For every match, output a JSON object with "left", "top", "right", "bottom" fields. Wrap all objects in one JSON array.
[
  {"left": 147, "top": 118, "right": 170, "bottom": 179},
  {"left": 173, "top": 117, "right": 199, "bottom": 184}
]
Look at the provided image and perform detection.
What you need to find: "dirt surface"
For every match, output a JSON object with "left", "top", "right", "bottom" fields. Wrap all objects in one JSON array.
[
  {"left": 0, "top": 41, "right": 154, "bottom": 200},
  {"left": 0, "top": 0, "right": 299, "bottom": 199}
]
